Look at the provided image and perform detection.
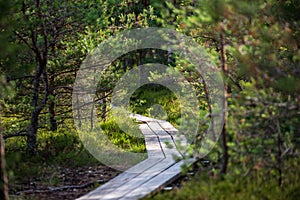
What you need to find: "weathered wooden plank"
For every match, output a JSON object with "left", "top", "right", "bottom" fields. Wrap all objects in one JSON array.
[
  {"left": 144, "top": 137, "right": 164, "bottom": 158},
  {"left": 158, "top": 121, "right": 188, "bottom": 155},
  {"left": 157, "top": 121, "right": 178, "bottom": 132},
  {"left": 131, "top": 114, "right": 158, "bottom": 122},
  {"left": 97, "top": 157, "right": 176, "bottom": 200},
  {"left": 120, "top": 158, "right": 196, "bottom": 200},
  {"left": 139, "top": 123, "right": 165, "bottom": 158},
  {"left": 147, "top": 121, "right": 182, "bottom": 159},
  {"left": 119, "top": 161, "right": 183, "bottom": 200}
]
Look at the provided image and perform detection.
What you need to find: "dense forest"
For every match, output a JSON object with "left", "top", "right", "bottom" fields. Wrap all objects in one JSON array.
[{"left": 0, "top": 0, "right": 299, "bottom": 199}]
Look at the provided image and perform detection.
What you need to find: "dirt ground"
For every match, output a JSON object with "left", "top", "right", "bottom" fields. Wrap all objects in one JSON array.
[{"left": 9, "top": 165, "right": 119, "bottom": 200}]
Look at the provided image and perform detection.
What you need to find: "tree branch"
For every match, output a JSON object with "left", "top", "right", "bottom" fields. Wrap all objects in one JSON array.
[{"left": 3, "top": 130, "right": 28, "bottom": 140}]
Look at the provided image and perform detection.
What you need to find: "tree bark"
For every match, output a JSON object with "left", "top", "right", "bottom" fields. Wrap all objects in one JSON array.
[
  {"left": 0, "top": 106, "right": 9, "bottom": 200},
  {"left": 49, "top": 97, "right": 57, "bottom": 131},
  {"left": 49, "top": 75, "right": 57, "bottom": 131},
  {"left": 27, "top": 62, "right": 42, "bottom": 154},
  {"left": 219, "top": 33, "right": 229, "bottom": 176},
  {"left": 276, "top": 119, "right": 283, "bottom": 187},
  {"left": 101, "top": 92, "right": 107, "bottom": 121},
  {"left": 27, "top": 55, "right": 49, "bottom": 154},
  {"left": 28, "top": 111, "right": 39, "bottom": 155},
  {"left": 27, "top": 0, "right": 50, "bottom": 154}
]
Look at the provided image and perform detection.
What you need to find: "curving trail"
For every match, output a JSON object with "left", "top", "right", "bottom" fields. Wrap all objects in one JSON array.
[{"left": 77, "top": 114, "right": 195, "bottom": 200}]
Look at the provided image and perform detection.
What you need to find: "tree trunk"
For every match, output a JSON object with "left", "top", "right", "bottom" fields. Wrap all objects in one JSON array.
[
  {"left": 49, "top": 97, "right": 57, "bottom": 131},
  {"left": 276, "top": 119, "right": 283, "bottom": 187},
  {"left": 76, "top": 94, "right": 82, "bottom": 127},
  {"left": 220, "top": 124, "right": 228, "bottom": 175},
  {"left": 49, "top": 76, "right": 57, "bottom": 131},
  {"left": 28, "top": 109, "right": 39, "bottom": 155},
  {"left": 142, "top": 0, "right": 150, "bottom": 7},
  {"left": 27, "top": 64, "right": 41, "bottom": 155},
  {"left": 101, "top": 92, "right": 107, "bottom": 121},
  {"left": 27, "top": 57, "right": 49, "bottom": 154},
  {"left": 0, "top": 109, "right": 9, "bottom": 200},
  {"left": 27, "top": 0, "right": 49, "bottom": 152},
  {"left": 219, "top": 33, "right": 229, "bottom": 176}
]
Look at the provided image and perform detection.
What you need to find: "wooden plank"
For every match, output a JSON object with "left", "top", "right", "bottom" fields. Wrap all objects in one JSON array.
[
  {"left": 158, "top": 121, "right": 186, "bottom": 143},
  {"left": 131, "top": 114, "right": 158, "bottom": 122},
  {"left": 120, "top": 159, "right": 196, "bottom": 200},
  {"left": 144, "top": 137, "right": 164, "bottom": 158},
  {"left": 147, "top": 121, "right": 182, "bottom": 159},
  {"left": 158, "top": 121, "right": 188, "bottom": 155},
  {"left": 96, "top": 157, "right": 177, "bottom": 200},
  {"left": 139, "top": 123, "right": 165, "bottom": 158},
  {"left": 157, "top": 121, "right": 178, "bottom": 133},
  {"left": 120, "top": 161, "right": 183, "bottom": 200}
]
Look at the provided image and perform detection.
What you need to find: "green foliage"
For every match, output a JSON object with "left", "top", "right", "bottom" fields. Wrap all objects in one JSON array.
[
  {"left": 148, "top": 158, "right": 300, "bottom": 200},
  {"left": 5, "top": 127, "right": 99, "bottom": 179},
  {"left": 227, "top": 80, "right": 300, "bottom": 177},
  {"left": 5, "top": 116, "right": 145, "bottom": 184},
  {"left": 146, "top": 1, "right": 300, "bottom": 196},
  {"left": 130, "top": 83, "right": 181, "bottom": 124},
  {"left": 100, "top": 117, "right": 146, "bottom": 153},
  {"left": 159, "top": 0, "right": 300, "bottom": 94}
]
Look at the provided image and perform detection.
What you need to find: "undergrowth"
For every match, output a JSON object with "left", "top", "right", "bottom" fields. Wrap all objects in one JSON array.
[
  {"left": 145, "top": 158, "right": 300, "bottom": 200},
  {"left": 130, "top": 83, "right": 181, "bottom": 125},
  {"left": 100, "top": 117, "right": 146, "bottom": 153},
  {"left": 5, "top": 118, "right": 145, "bottom": 187}
]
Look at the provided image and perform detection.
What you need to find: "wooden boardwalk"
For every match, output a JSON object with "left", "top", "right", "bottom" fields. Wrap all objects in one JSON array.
[{"left": 77, "top": 114, "right": 194, "bottom": 200}]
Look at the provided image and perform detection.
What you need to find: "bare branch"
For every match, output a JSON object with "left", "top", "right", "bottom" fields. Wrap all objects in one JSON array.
[{"left": 3, "top": 130, "right": 28, "bottom": 140}]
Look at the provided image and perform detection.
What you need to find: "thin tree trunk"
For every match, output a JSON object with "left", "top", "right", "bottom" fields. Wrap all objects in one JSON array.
[
  {"left": 49, "top": 76, "right": 57, "bottom": 131},
  {"left": 27, "top": 0, "right": 49, "bottom": 154},
  {"left": 28, "top": 58, "right": 49, "bottom": 154},
  {"left": 0, "top": 106, "right": 9, "bottom": 200},
  {"left": 76, "top": 94, "right": 82, "bottom": 127},
  {"left": 276, "top": 119, "right": 283, "bottom": 187},
  {"left": 220, "top": 124, "right": 228, "bottom": 175},
  {"left": 101, "top": 92, "right": 107, "bottom": 121},
  {"left": 27, "top": 64, "right": 41, "bottom": 154},
  {"left": 142, "top": 0, "right": 150, "bottom": 6},
  {"left": 219, "top": 33, "right": 229, "bottom": 176},
  {"left": 49, "top": 97, "right": 57, "bottom": 131},
  {"left": 90, "top": 66, "right": 96, "bottom": 128},
  {"left": 195, "top": 77, "right": 214, "bottom": 159}
]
